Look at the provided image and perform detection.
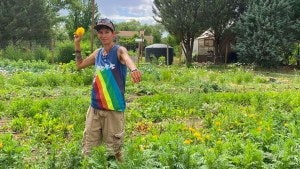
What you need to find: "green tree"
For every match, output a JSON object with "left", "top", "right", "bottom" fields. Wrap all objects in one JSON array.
[
  {"left": 0, "top": 0, "right": 53, "bottom": 48},
  {"left": 0, "top": 1, "right": 15, "bottom": 48},
  {"left": 65, "top": 0, "right": 99, "bottom": 39},
  {"left": 162, "top": 34, "right": 181, "bottom": 57},
  {"left": 203, "top": 0, "right": 249, "bottom": 58},
  {"left": 234, "top": 0, "right": 299, "bottom": 67},
  {"left": 116, "top": 20, "right": 142, "bottom": 31},
  {"left": 142, "top": 24, "right": 165, "bottom": 44},
  {"left": 291, "top": 0, "right": 300, "bottom": 41},
  {"left": 116, "top": 20, "right": 164, "bottom": 43},
  {"left": 153, "top": 0, "right": 207, "bottom": 67},
  {"left": 118, "top": 34, "right": 139, "bottom": 52},
  {"left": 115, "top": 21, "right": 164, "bottom": 49}
]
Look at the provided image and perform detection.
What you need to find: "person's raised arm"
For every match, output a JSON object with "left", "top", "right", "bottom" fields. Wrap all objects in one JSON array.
[
  {"left": 118, "top": 46, "right": 142, "bottom": 83},
  {"left": 74, "top": 35, "right": 97, "bottom": 70}
]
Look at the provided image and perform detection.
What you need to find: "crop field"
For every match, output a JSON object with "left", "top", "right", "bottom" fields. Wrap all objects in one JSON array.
[{"left": 0, "top": 59, "right": 300, "bottom": 168}]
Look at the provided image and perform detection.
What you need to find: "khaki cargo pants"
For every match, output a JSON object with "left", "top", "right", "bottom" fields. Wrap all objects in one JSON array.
[{"left": 82, "top": 106, "right": 125, "bottom": 156}]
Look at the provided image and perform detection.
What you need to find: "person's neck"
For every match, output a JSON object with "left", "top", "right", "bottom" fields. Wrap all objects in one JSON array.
[
  {"left": 103, "top": 43, "right": 115, "bottom": 53},
  {"left": 102, "top": 43, "right": 115, "bottom": 56}
]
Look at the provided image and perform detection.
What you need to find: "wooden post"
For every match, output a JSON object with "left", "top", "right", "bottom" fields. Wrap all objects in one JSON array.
[
  {"left": 90, "top": 0, "right": 95, "bottom": 53},
  {"left": 137, "top": 42, "right": 141, "bottom": 66},
  {"left": 297, "top": 42, "right": 300, "bottom": 68},
  {"left": 179, "top": 42, "right": 182, "bottom": 64},
  {"left": 141, "top": 31, "right": 144, "bottom": 63},
  {"left": 225, "top": 43, "right": 228, "bottom": 64},
  {"left": 166, "top": 43, "right": 169, "bottom": 65},
  {"left": 51, "top": 38, "right": 54, "bottom": 64}
]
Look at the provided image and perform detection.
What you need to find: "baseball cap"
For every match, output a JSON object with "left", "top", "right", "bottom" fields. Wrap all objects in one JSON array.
[{"left": 94, "top": 18, "right": 115, "bottom": 32}]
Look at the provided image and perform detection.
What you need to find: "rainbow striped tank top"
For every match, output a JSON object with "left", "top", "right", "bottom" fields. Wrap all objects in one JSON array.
[{"left": 91, "top": 45, "right": 127, "bottom": 112}]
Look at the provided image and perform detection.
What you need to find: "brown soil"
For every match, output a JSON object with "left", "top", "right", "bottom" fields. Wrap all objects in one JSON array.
[{"left": 0, "top": 118, "right": 11, "bottom": 134}]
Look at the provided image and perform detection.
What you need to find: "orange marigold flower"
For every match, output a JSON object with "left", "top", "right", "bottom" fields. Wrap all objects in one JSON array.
[{"left": 75, "top": 27, "right": 85, "bottom": 37}]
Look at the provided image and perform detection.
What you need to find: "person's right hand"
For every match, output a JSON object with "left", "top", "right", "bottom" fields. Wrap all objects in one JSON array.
[{"left": 74, "top": 34, "right": 82, "bottom": 43}]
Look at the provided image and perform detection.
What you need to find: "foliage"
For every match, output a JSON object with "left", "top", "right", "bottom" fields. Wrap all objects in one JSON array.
[
  {"left": 291, "top": 0, "right": 300, "bottom": 41},
  {"left": 1, "top": 44, "right": 50, "bottom": 61},
  {"left": 116, "top": 20, "right": 143, "bottom": 31},
  {"left": 115, "top": 21, "right": 164, "bottom": 49},
  {"left": 203, "top": 0, "right": 249, "bottom": 57},
  {"left": 233, "top": 0, "right": 300, "bottom": 67},
  {"left": 153, "top": 0, "right": 208, "bottom": 67},
  {"left": 0, "top": 0, "right": 53, "bottom": 48},
  {"left": 145, "top": 24, "right": 164, "bottom": 44},
  {"left": 162, "top": 34, "right": 181, "bottom": 57},
  {"left": 0, "top": 134, "right": 27, "bottom": 168},
  {"left": 56, "top": 41, "right": 76, "bottom": 63},
  {"left": 65, "top": 0, "right": 99, "bottom": 39},
  {"left": 0, "top": 60, "right": 300, "bottom": 168},
  {"left": 118, "top": 34, "right": 139, "bottom": 52}
]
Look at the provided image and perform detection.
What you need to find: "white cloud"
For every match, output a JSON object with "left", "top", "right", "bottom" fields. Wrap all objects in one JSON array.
[{"left": 96, "top": 0, "right": 156, "bottom": 24}]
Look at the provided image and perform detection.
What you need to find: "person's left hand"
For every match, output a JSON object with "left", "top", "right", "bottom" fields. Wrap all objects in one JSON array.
[{"left": 130, "top": 69, "right": 142, "bottom": 83}]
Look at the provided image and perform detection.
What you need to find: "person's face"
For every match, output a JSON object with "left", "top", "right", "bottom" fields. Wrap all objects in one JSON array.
[{"left": 97, "top": 27, "right": 115, "bottom": 45}]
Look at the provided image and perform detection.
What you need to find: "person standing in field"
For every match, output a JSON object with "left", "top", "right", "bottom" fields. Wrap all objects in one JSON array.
[{"left": 74, "top": 18, "right": 142, "bottom": 162}]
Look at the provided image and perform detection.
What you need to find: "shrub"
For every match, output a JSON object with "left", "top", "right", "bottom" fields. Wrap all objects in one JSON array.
[
  {"left": 33, "top": 46, "right": 51, "bottom": 61},
  {"left": 1, "top": 44, "right": 51, "bottom": 61},
  {"left": 2, "top": 44, "right": 32, "bottom": 61},
  {"left": 0, "top": 134, "right": 27, "bottom": 168},
  {"left": 234, "top": 0, "right": 299, "bottom": 67},
  {"left": 56, "top": 41, "right": 75, "bottom": 63}
]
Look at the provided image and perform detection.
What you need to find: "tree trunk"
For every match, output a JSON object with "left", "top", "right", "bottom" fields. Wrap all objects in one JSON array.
[
  {"left": 214, "top": 35, "right": 221, "bottom": 57},
  {"left": 183, "top": 41, "right": 194, "bottom": 67}
]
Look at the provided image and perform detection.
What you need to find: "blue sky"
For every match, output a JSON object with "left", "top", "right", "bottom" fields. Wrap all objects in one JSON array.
[{"left": 96, "top": 0, "right": 156, "bottom": 25}]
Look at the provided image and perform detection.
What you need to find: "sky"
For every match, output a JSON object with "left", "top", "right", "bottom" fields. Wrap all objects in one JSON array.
[{"left": 96, "top": 0, "right": 157, "bottom": 25}]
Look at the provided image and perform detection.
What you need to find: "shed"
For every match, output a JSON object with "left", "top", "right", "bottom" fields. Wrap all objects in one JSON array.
[
  {"left": 145, "top": 43, "right": 174, "bottom": 65},
  {"left": 193, "top": 30, "right": 215, "bottom": 60}
]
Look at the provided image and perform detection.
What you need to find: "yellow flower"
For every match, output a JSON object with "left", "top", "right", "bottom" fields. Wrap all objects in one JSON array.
[
  {"left": 257, "top": 127, "right": 262, "bottom": 132},
  {"left": 215, "top": 121, "right": 221, "bottom": 126},
  {"left": 205, "top": 134, "right": 211, "bottom": 140},
  {"left": 0, "top": 142, "right": 3, "bottom": 149},
  {"left": 184, "top": 139, "right": 193, "bottom": 145},
  {"left": 139, "top": 145, "right": 145, "bottom": 151},
  {"left": 194, "top": 132, "right": 201, "bottom": 137},
  {"left": 189, "top": 127, "right": 196, "bottom": 133},
  {"left": 152, "top": 135, "right": 158, "bottom": 140},
  {"left": 75, "top": 27, "right": 85, "bottom": 37},
  {"left": 67, "top": 125, "right": 74, "bottom": 131},
  {"left": 193, "top": 132, "right": 203, "bottom": 141},
  {"left": 248, "top": 114, "right": 256, "bottom": 118}
]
